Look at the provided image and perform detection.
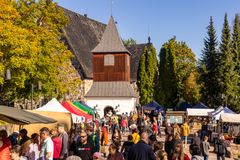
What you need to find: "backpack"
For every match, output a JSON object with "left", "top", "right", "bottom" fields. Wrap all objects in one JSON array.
[{"left": 217, "top": 140, "right": 226, "bottom": 155}]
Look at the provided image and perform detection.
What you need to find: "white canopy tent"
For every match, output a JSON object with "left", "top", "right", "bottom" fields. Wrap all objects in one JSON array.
[
  {"left": 36, "top": 98, "right": 69, "bottom": 112},
  {"left": 208, "top": 106, "right": 223, "bottom": 116},
  {"left": 208, "top": 107, "right": 236, "bottom": 120},
  {"left": 220, "top": 113, "right": 240, "bottom": 123},
  {"left": 187, "top": 108, "right": 214, "bottom": 117},
  {"left": 35, "top": 98, "right": 85, "bottom": 123}
]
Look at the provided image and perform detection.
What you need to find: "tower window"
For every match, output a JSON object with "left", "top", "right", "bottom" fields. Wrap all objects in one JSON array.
[
  {"left": 126, "top": 55, "right": 130, "bottom": 66},
  {"left": 104, "top": 54, "right": 114, "bottom": 66}
]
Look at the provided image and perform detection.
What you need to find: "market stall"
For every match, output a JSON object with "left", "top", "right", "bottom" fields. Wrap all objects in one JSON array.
[
  {"left": 62, "top": 101, "right": 93, "bottom": 123},
  {"left": 187, "top": 108, "right": 214, "bottom": 117},
  {"left": 209, "top": 107, "right": 236, "bottom": 121},
  {"left": 220, "top": 113, "right": 240, "bottom": 123},
  {"left": 0, "top": 105, "right": 56, "bottom": 125},
  {"left": 220, "top": 113, "right": 240, "bottom": 140},
  {"left": 187, "top": 108, "right": 214, "bottom": 131},
  {"left": 192, "top": 102, "right": 208, "bottom": 109},
  {"left": 73, "top": 101, "right": 94, "bottom": 115},
  {"left": 0, "top": 104, "right": 57, "bottom": 135},
  {"left": 208, "top": 106, "right": 224, "bottom": 116},
  {"left": 143, "top": 100, "right": 165, "bottom": 112}
]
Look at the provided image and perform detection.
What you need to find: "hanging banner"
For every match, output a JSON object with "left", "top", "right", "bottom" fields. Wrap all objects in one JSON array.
[{"left": 71, "top": 114, "right": 85, "bottom": 123}]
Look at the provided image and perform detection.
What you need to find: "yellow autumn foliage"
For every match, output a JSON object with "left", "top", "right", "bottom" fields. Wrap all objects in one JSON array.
[{"left": 0, "top": 0, "right": 81, "bottom": 102}]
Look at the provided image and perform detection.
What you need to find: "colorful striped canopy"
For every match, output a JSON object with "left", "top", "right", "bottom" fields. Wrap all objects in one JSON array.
[
  {"left": 80, "top": 101, "right": 94, "bottom": 110},
  {"left": 73, "top": 101, "right": 94, "bottom": 115},
  {"left": 62, "top": 101, "right": 92, "bottom": 122}
]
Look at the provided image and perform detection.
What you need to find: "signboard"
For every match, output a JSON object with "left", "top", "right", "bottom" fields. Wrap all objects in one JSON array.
[
  {"left": 169, "top": 115, "right": 183, "bottom": 124},
  {"left": 71, "top": 114, "right": 85, "bottom": 123}
]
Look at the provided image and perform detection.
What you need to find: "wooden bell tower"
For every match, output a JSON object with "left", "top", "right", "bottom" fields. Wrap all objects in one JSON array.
[{"left": 92, "top": 16, "right": 130, "bottom": 82}]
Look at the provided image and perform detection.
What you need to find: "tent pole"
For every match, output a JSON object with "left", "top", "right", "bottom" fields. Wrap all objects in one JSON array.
[{"left": 18, "top": 125, "right": 21, "bottom": 131}]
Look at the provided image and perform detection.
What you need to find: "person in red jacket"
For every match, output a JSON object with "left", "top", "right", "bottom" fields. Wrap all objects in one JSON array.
[
  {"left": 0, "top": 129, "right": 11, "bottom": 160},
  {"left": 152, "top": 120, "right": 158, "bottom": 135},
  {"left": 50, "top": 129, "right": 62, "bottom": 160},
  {"left": 121, "top": 117, "right": 128, "bottom": 135}
]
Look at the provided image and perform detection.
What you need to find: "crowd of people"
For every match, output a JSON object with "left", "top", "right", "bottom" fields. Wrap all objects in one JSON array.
[{"left": 0, "top": 110, "right": 233, "bottom": 160}]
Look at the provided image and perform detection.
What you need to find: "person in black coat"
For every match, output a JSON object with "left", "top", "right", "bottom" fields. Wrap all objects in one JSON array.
[
  {"left": 215, "top": 134, "right": 227, "bottom": 160},
  {"left": 190, "top": 132, "right": 202, "bottom": 156},
  {"left": 165, "top": 134, "right": 174, "bottom": 160},
  {"left": 70, "top": 130, "right": 94, "bottom": 160},
  {"left": 128, "top": 131, "right": 156, "bottom": 160},
  {"left": 121, "top": 135, "right": 134, "bottom": 160}
]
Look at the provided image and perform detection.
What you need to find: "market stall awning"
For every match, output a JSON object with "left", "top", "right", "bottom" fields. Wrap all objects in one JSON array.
[
  {"left": 62, "top": 101, "right": 92, "bottom": 123},
  {"left": 143, "top": 100, "right": 164, "bottom": 111},
  {"left": 208, "top": 106, "right": 223, "bottom": 115},
  {"left": 36, "top": 98, "right": 69, "bottom": 113},
  {"left": 73, "top": 101, "right": 94, "bottom": 115},
  {"left": 210, "top": 107, "right": 236, "bottom": 120},
  {"left": 0, "top": 105, "right": 57, "bottom": 125},
  {"left": 176, "top": 102, "right": 192, "bottom": 111},
  {"left": 187, "top": 108, "right": 214, "bottom": 117},
  {"left": 80, "top": 101, "right": 94, "bottom": 110},
  {"left": 192, "top": 102, "right": 208, "bottom": 109},
  {"left": 220, "top": 113, "right": 240, "bottom": 123}
]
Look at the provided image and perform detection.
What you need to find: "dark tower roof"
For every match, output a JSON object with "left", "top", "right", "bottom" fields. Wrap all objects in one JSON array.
[{"left": 92, "top": 16, "right": 130, "bottom": 54}]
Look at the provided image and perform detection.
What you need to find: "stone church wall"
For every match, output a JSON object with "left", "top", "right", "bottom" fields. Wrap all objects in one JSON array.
[{"left": 81, "top": 79, "right": 93, "bottom": 100}]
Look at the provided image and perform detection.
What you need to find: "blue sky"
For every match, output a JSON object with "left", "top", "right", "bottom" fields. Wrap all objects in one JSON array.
[{"left": 55, "top": 0, "right": 240, "bottom": 60}]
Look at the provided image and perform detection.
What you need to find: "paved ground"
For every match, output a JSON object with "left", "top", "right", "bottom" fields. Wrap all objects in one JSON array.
[
  {"left": 157, "top": 132, "right": 238, "bottom": 160},
  {"left": 100, "top": 129, "right": 239, "bottom": 159}
]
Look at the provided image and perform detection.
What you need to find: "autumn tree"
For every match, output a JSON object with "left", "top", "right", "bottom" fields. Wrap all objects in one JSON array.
[
  {"left": 184, "top": 71, "right": 201, "bottom": 103},
  {"left": 0, "top": 0, "right": 20, "bottom": 85},
  {"left": 175, "top": 41, "right": 200, "bottom": 103},
  {"left": 0, "top": 0, "right": 81, "bottom": 106},
  {"left": 158, "top": 37, "right": 199, "bottom": 107}
]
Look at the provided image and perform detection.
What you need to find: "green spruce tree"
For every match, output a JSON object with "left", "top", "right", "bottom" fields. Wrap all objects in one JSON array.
[
  {"left": 232, "top": 14, "right": 240, "bottom": 73},
  {"left": 138, "top": 44, "right": 158, "bottom": 105},
  {"left": 138, "top": 47, "right": 148, "bottom": 105},
  {"left": 218, "top": 13, "right": 237, "bottom": 110},
  {"left": 146, "top": 44, "right": 158, "bottom": 103},
  {"left": 200, "top": 16, "right": 220, "bottom": 108},
  {"left": 231, "top": 14, "right": 240, "bottom": 111}
]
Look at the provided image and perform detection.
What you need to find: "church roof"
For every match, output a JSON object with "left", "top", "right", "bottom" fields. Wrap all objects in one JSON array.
[
  {"left": 85, "top": 81, "right": 137, "bottom": 97},
  {"left": 61, "top": 6, "right": 148, "bottom": 81},
  {"left": 126, "top": 43, "right": 149, "bottom": 82},
  {"left": 92, "top": 16, "right": 130, "bottom": 54},
  {"left": 61, "top": 7, "right": 106, "bottom": 79}
]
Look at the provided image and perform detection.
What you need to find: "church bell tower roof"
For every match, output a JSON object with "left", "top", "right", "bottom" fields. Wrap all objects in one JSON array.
[{"left": 92, "top": 16, "right": 130, "bottom": 54}]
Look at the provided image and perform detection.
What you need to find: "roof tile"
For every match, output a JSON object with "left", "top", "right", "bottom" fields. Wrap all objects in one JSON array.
[
  {"left": 92, "top": 16, "right": 130, "bottom": 54},
  {"left": 85, "top": 81, "right": 137, "bottom": 97}
]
